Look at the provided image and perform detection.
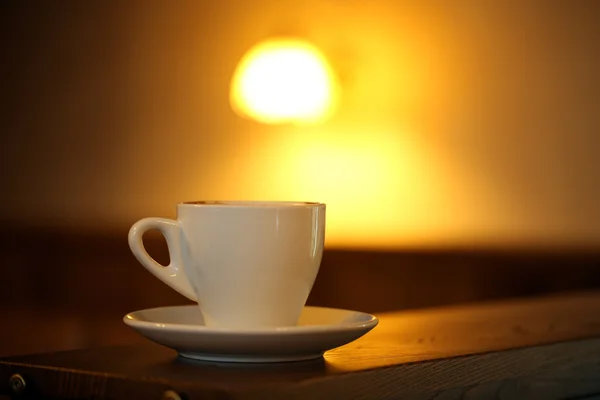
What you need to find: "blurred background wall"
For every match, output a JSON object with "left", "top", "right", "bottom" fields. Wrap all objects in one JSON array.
[
  {"left": 1, "top": 0, "right": 599, "bottom": 357},
  {"left": 2, "top": 0, "right": 599, "bottom": 250}
]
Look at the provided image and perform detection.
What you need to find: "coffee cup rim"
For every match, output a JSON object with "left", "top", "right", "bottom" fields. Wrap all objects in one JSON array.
[{"left": 178, "top": 201, "right": 325, "bottom": 208}]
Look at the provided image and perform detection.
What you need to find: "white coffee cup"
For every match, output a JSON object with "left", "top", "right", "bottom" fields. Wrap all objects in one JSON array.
[{"left": 128, "top": 201, "right": 326, "bottom": 329}]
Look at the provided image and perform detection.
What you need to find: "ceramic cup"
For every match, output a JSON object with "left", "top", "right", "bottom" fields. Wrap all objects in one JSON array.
[{"left": 128, "top": 201, "right": 326, "bottom": 329}]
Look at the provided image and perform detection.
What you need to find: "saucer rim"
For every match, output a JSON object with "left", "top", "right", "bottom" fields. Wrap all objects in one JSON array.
[{"left": 123, "top": 305, "right": 379, "bottom": 335}]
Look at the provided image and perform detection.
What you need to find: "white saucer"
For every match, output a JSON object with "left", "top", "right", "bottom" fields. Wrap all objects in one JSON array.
[{"left": 123, "top": 305, "right": 378, "bottom": 363}]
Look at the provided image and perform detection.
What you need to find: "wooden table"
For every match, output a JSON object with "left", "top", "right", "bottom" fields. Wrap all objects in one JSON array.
[{"left": 2, "top": 291, "right": 600, "bottom": 400}]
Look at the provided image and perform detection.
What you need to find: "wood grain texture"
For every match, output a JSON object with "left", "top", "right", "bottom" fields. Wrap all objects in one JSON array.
[
  {"left": 325, "top": 289, "right": 600, "bottom": 371},
  {"left": 2, "top": 291, "right": 600, "bottom": 399}
]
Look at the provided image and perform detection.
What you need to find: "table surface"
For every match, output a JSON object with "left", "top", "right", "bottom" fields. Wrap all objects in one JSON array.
[{"left": 3, "top": 291, "right": 600, "bottom": 399}]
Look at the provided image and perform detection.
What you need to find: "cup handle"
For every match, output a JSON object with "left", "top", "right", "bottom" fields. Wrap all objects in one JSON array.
[{"left": 128, "top": 217, "right": 197, "bottom": 301}]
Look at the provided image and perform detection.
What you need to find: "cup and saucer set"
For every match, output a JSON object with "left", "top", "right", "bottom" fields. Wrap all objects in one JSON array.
[{"left": 124, "top": 201, "right": 378, "bottom": 363}]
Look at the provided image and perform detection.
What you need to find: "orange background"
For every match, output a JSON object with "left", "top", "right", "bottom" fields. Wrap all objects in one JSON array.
[{"left": 2, "top": 1, "right": 599, "bottom": 250}]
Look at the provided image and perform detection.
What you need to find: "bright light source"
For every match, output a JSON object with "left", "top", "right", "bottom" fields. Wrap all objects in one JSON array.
[{"left": 230, "top": 38, "right": 339, "bottom": 125}]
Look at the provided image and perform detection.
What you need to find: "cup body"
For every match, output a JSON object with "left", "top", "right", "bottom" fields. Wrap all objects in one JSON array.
[{"left": 128, "top": 201, "right": 326, "bottom": 329}]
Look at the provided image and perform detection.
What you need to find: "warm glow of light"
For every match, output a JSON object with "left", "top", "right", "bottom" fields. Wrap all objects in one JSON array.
[
  {"left": 214, "top": 126, "right": 452, "bottom": 250},
  {"left": 230, "top": 38, "right": 339, "bottom": 125},
  {"left": 278, "top": 131, "right": 438, "bottom": 249}
]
